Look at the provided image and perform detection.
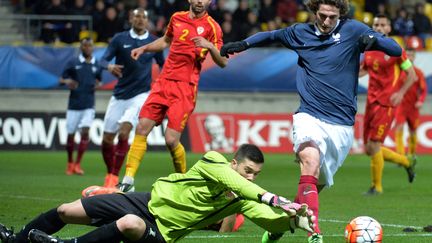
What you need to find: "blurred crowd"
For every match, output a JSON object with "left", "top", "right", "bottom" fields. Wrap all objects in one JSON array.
[{"left": 10, "top": 0, "right": 432, "bottom": 47}]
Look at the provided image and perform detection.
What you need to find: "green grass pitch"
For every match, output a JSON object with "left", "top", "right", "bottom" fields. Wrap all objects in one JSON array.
[{"left": 0, "top": 151, "right": 431, "bottom": 242}]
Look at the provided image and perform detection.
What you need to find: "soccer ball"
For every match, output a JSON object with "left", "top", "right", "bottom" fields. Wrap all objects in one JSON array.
[{"left": 345, "top": 216, "right": 383, "bottom": 242}]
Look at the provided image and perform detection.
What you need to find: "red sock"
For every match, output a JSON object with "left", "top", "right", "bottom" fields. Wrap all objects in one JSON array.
[
  {"left": 295, "top": 175, "right": 320, "bottom": 234},
  {"left": 102, "top": 142, "right": 114, "bottom": 174},
  {"left": 76, "top": 135, "right": 89, "bottom": 164},
  {"left": 66, "top": 135, "right": 75, "bottom": 162},
  {"left": 112, "top": 138, "right": 129, "bottom": 176}
]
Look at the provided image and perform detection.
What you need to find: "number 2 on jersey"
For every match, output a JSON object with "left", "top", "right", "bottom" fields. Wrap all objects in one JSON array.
[{"left": 179, "top": 29, "right": 189, "bottom": 41}]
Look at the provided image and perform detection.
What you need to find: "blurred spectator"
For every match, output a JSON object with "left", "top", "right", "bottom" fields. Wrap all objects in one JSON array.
[
  {"left": 259, "top": 0, "right": 276, "bottom": 23},
  {"left": 97, "top": 6, "right": 123, "bottom": 42},
  {"left": 116, "top": 1, "right": 130, "bottom": 30},
  {"left": 238, "top": 10, "right": 261, "bottom": 39},
  {"left": 393, "top": 7, "right": 415, "bottom": 36},
  {"left": 365, "top": 0, "right": 387, "bottom": 15},
  {"left": 209, "top": 0, "right": 227, "bottom": 24},
  {"left": 276, "top": 0, "right": 298, "bottom": 24},
  {"left": 41, "top": 0, "right": 74, "bottom": 43},
  {"left": 376, "top": 3, "right": 391, "bottom": 16},
  {"left": 412, "top": 3, "right": 432, "bottom": 45},
  {"left": 224, "top": 0, "right": 239, "bottom": 13},
  {"left": 233, "top": 0, "right": 250, "bottom": 25},
  {"left": 221, "top": 20, "right": 238, "bottom": 43},
  {"left": 69, "top": 0, "right": 92, "bottom": 42},
  {"left": 92, "top": 0, "right": 105, "bottom": 31}
]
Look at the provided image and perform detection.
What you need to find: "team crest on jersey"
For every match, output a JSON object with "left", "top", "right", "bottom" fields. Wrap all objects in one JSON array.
[
  {"left": 384, "top": 55, "right": 390, "bottom": 61},
  {"left": 332, "top": 33, "right": 341, "bottom": 42},
  {"left": 197, "top": 26, "right": 204, "bottom": 35}
]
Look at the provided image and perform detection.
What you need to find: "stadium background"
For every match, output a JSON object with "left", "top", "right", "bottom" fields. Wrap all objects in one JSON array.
[{"left": 1, "top": 0, "right": 432, "bottom": 154}]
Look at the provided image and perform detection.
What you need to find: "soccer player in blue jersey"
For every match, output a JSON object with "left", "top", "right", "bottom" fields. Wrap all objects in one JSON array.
[
  {"left": 100, "top": 8, "right": 165, "bottom": 188},
  {"left": 220, "top": 0, "right": 402, "bottom": 242},
  {"left": 60, "top": 38, "right": 102, "bottom": 176},
  {"left": 0, "top": 144, "right": 314, "bottom": 243}
]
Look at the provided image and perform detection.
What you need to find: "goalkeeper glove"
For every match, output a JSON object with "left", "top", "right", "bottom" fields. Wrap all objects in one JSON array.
[
  {"left": 261, "top": 231, "right": 284, "bottom": 243},
  {"left": 260, "top": 192, "right": 302, "bottom": 216},
  {"left": 358, "top": 34, "right": 377, "bottom": 52},
  {"left": 220, "top": 41, "right": 249, "bottom": 58}
]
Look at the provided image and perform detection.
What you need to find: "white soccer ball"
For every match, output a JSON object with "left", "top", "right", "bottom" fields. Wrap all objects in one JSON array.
[{"left": 344, "top": 216, "right": 383, "bottom": 242}]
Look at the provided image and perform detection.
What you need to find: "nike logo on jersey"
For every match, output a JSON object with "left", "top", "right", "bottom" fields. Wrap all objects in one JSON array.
[
  {"left": 75, "top": 65, "right": 82, "bottom": 69},
  {"left": 149, "top": 228, "right": 156, "bottom": 237},
  {"left": 123, "top": 44, "right": 132, "bottom": 48}
]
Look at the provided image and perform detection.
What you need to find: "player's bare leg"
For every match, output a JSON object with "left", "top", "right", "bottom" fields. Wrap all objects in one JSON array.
[
  {"left": 120, "top": 118, "right": 156, "bottom": 192},
  {"left": 165, "top": 128, "right": 187, "bottom": 173},
  {"left": 295, "top": 142, "right": 321, "bottom": 239}
]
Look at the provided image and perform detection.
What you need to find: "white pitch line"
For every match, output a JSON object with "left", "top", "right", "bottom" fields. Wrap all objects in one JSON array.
[
  {"left": 321, "top": 218, "right": 424, "bottom": 230},
  {"left": 0, "top": 193, "right": 63, "bottom": 202},
  {"left": 185, "top": 233, "right": 432, "bottom": 239}
]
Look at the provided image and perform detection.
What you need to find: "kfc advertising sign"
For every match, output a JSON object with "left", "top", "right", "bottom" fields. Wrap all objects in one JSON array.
[{"left": 188, "top": 113, "right": 432, "bottom": 154}]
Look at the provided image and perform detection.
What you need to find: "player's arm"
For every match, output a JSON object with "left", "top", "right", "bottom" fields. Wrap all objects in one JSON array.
[
  {"left": 359, "top": 29, "right": 401, "bottom": 56},
  {"left": 99, "top": 35, "right": 124, "bottom": 78},
  {"left": 358, "top": 60, "right": 368, "bottom": 77},
  {"left": 59, "top": 77, "right": 78, "bottom": 90},
  {"left": 218, "top": 214, "right": 237, "bottom": 232},
  {"left": 417, "top": 69, "right": 427, "bottom": 108},
  {"left": 220, "top": 30, "right": 281, "bottom": 57},
  {"left": 191, "top": 36, "right": 227, "bottom": 67},
  {"left": 390, "top": 56, "right": 417, "bottom": 106},
  {"left": 59, "top": 60, "right": 78, "bottom": 89},
  {"left": 131, "top": 35, "right": 171, "bottom": 60}
]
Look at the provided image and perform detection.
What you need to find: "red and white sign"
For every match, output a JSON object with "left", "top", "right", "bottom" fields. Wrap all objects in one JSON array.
[{"left": 188, "top": 113, "right": 432, "bottom": 154}]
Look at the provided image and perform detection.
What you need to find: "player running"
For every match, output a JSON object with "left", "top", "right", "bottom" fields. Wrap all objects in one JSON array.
[
  {"left": 116, "top": 0, "right": 227, "bottom": 192},
  {"left": 394, "top": 47, "right": 427, "bottom": 156},
  {"left": 0, "top": 144, "right": 314, "bottom": 243},
  {"left": 60, "top": 38, "right": 101, "bottom": 175},
  {"left": 220, "top": 0, "right": 403, "bottom": 242},
  {"left": 360, "top": 14, "right": 417, "bottom": 196},
  {"left": 99, "top": 8, "right": 164, "bottom": 188}
]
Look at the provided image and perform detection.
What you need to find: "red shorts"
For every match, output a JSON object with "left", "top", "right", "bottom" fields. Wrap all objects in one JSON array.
[
  {"left": 139, "top": 78, "right": 197, "bottom": 132},
  {"left": 363, "top": 102, "right": 395, "bottom": 143},
  {"left": 395, "top": 104, "right": 420, "bottom": 130}
]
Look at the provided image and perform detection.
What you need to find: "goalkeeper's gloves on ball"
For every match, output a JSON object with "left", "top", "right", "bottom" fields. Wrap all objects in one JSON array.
[
  {"left": 220, "top": 41, "right": 249, "bottom": 58},
  {"left": 358, "top": 34, "right": 377, "bottom": 52}
]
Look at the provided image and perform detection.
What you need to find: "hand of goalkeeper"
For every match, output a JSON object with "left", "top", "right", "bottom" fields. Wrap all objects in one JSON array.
[
  {"left": 220, "top": 41, "right": 249, "bottom": 58},
  {"left": 260, "top": 192, "right": 315, "bottom": 233}
]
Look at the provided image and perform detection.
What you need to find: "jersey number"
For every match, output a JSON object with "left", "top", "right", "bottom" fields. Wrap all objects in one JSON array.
[{"left": 179, "top": 29, "right": 189, "bottom": 41}]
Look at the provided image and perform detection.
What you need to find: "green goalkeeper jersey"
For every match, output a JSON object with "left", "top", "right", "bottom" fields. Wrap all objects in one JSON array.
[{"left": 148, "top": 151, "right": 292, "bottom": 242}]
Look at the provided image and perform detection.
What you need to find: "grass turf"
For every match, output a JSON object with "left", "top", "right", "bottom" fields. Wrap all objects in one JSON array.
[{"left": 0, "top": 151, "right": 431, "bottom": 242}]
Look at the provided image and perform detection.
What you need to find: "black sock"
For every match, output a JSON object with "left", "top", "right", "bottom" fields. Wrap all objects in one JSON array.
[
  {"left": 65, "top": 221, "right": 124, "bottom": 243},
  {"left": 15, "top": 208, "right": 66, "bottom": 242}
]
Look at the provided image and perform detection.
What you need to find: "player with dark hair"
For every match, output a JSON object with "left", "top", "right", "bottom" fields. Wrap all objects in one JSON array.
[
  {"left": 100, "top": 8, "right": 165, "bottom": 188},
  {"left": 220, "top": 0, "right": 403, "bottom": 242},
  {"left": 394, "top": 47, "right": 427, "bottom": 156},
  {"left": 360, "top": 14, "right": 417, "bottom": 196},
  {"left": 116, "top": 0, "right": 227, "bottom": 192},
  {"left": 60, "top": 38, "right": 101, "bottom": 175},
  {"left": 0, "top": 144, "right": 315, "bottom": 243}
]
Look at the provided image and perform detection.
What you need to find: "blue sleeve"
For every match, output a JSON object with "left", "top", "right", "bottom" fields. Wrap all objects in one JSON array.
[
  {"left": 100, "top": 35, "right": 118, "bottom": 69},
  {"left": 244, "top": 30, "right": 282, "bottom": 47},
  {"left": 96, "top": 63, "right": 102, "bottom": 80},
  {"left": 362, "top": 29, "right": 402, "bottom": 56}
]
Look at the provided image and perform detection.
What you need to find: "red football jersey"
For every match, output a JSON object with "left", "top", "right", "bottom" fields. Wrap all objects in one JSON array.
[
  {"left": 362, "top": 49, "right": 409, "bottom": 106},
  {"left": 400, "top": 66, "right": 427, "bottom": 107},
  {"left": 160, "top": 11, "right": 223, "bottom": 84}
]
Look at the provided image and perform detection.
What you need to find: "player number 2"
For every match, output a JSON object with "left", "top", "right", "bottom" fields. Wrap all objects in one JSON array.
[{"left": 179, "top": 29, "right": 189, "bottom": 41}]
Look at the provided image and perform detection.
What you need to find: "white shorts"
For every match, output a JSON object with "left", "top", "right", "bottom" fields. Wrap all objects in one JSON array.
[
  {"left": 292, "top": 112, "right": 354, "bottom": 187},
  {"left": 66, "top": 108, "right": 95, "bottom": 134},
  {"left": 103, "top": 92, "right": 149, "bottom": 133}
]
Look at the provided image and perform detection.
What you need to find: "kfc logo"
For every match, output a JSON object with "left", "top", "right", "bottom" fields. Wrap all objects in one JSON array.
[{"left": 197, "top": 114, "right": 235, "bottom": 152}]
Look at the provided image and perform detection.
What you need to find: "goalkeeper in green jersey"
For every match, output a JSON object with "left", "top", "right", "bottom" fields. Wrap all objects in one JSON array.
[{"left": 0, "top": 144, "right": 314, "bottom": 243}]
